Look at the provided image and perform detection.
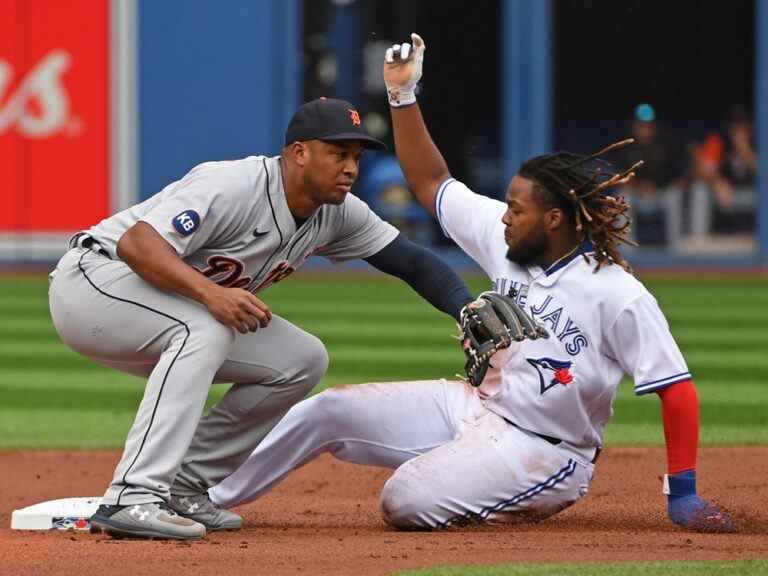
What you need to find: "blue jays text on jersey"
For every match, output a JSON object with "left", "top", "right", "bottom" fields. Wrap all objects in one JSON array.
[{"left": 492, "top": 277, "right": 588, "bottom": 357}]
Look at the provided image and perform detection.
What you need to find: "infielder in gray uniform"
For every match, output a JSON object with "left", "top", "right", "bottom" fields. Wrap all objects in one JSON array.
[{"left": 48, "top": 98, "right": 473, "bottom": 540}]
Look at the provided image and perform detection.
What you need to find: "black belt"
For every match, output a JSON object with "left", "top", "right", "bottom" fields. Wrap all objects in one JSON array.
[
  {"left": 504, "top": 418, "right": 601, "bottom": 464},
  {"left": 69, "top": 232, "right": 111, "bottom": 259}
]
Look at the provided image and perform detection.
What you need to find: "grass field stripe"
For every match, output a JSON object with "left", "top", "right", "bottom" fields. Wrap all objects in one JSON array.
[
  {"left": 395, "top": 559, "right": 768, "bottom": 575},
  {"left": 2, "top": 274, "right": 768, "bottom": 448}
]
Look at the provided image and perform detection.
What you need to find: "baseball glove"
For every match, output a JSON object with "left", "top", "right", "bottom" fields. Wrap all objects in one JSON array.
[{"left": 460, "top": 292, "right": 549, "bottom": 387}]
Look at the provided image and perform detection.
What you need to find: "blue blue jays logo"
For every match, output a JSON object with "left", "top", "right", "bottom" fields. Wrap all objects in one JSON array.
[{"left": 526, "top": 357, "right": 574, "bottom": 395}]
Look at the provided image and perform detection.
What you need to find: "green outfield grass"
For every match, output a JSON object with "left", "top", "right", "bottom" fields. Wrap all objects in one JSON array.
[
  {"left": 396, "top": 559, "right": 768, "bottom": 576},
  {"left": 0, "top": 273, "right": 766, "bottom": 448}
]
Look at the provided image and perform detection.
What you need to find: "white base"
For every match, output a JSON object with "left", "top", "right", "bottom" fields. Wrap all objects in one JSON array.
[{"left": 11, "top": 497, "right": 102, "bottom": 531}]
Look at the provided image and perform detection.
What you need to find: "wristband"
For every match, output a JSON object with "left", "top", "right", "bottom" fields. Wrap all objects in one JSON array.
[
  {"left": 663, "top": 470, "right": 696, "bottom": 498},
  {"left": 387, "top": 84, "right": 419, "bottom": 108}
]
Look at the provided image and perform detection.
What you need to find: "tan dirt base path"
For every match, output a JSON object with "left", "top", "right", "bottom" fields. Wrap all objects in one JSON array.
[{"left": 1, "top": 447, "right": 767, "bottom": 575}]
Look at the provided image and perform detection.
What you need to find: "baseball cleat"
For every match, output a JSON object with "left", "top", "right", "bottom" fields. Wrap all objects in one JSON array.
[
  {"left": 168, "top": 493, "right": 243, "bottom": 531},
  {"left": 687, "top": 503, "right": 736, "bottom": 534},
  {"left": 90, "top": 502, "right": 206, "bottom": 540}
]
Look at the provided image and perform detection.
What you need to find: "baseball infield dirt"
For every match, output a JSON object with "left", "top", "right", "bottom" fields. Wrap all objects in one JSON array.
[{"left": 1, "top": 447, "right": 767, "bottom": 575}]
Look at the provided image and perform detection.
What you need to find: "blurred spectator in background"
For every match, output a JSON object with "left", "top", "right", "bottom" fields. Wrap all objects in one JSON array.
[
  {"left": 723, "top": 107, "right": 758, "bottom": 187},
  {"left": 617, "top": 104, "right": 683, "bottom": 247},
  {"left": 356, "top": 153, "right": 434, "bottom": 245},
  {"left": 687, "top": 107, "right": 757, "bottom": 240}
]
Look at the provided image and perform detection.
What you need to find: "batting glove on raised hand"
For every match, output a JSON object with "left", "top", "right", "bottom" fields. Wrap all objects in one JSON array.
[
  {"left": 383, "top": 33, "right": 425, "bottom": 107},
  {"left": 664, "top": 470, "right": 735, "bottom": 533}
]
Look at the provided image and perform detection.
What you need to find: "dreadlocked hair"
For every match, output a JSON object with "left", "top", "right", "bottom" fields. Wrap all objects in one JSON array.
[{"left": 518, "top": 138, "right": 643, "bottom": 273}]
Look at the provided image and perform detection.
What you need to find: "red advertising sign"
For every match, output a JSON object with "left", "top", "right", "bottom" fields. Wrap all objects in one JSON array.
[{"left": 0, "top": 0, "right": 110, "bottom": 231}]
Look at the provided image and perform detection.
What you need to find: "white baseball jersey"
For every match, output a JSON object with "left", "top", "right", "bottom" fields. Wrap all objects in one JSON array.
[
  {"left": 84, "top": 155, "right": 399, "bottom": 292},
  {"left": 435, "top": 177, "right": 690, "bottom": 449},
  {"left": 208, "top": 174, "right": 691, "bottom": 527}
]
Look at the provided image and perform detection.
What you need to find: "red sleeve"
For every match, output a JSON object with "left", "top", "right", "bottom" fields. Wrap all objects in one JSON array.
[{"left": 656, "top": 379, "right": 699, "bottom": 474}]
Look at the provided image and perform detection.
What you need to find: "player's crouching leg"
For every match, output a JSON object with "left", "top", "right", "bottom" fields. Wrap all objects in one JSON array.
[
  {"left": 285, "top": 331, "right": 329, "bottom": 396},
  {"left": 168, "top": 328, "right": 327, "bottom": 528}
]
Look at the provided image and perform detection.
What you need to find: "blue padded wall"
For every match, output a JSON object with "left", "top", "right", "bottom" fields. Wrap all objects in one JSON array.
[{"left": 138, "top": 0, "right": 300, "bottom": 199}]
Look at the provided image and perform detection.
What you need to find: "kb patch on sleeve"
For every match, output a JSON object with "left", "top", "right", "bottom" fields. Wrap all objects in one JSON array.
[{"left": 172, "top": 210, "right": 201, "bottom": 236}]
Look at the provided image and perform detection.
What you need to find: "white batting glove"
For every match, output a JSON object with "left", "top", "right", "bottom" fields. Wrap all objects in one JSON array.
[{"left": 383, "top": 33, "right": 425, "bottom": 107}]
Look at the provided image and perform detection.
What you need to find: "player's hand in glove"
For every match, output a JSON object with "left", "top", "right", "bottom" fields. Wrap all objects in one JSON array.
[
  {"left": 665, "top": 470, "right": 735, "bottom": 533},
  {"left": 460, "top": 292, "right": 548, "bottom": 387},
  {"left": 383, "top": 33, "right": 425, "bottom": 107}
]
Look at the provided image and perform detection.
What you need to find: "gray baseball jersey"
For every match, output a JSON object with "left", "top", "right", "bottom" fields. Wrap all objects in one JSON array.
[
  {"left": 49, "top": 154, "right": 399, "bottom": 509},
  {"left": 86, "top": 155, "right": 399, "bottom": 289}
]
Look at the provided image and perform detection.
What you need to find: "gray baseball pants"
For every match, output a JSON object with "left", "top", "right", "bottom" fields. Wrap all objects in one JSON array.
[{"left": 49, "top": 247, "right": 328, "bottom": 506}]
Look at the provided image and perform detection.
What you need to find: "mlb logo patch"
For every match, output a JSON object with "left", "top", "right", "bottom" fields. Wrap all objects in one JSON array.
[{"left": 172, "top": 210, "right": 201, "bottom": 236}]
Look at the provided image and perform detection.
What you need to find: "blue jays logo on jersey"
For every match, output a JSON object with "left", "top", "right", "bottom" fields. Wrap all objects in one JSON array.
[
  {"left": 172, "top": 210, "right": 201, "bottom": 236},
  {"left": 526, "top": 357, "right": 574, "bottom": 395}
]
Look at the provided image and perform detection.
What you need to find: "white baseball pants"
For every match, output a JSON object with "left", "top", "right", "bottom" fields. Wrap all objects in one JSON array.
[{"left": 210, "top": 379, "right": 595, "bottom": 529}]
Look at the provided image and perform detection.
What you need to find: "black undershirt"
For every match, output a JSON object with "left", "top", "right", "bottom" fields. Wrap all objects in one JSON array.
[{"left": 363, "top": 233, "right": 473, "bottom": 320}]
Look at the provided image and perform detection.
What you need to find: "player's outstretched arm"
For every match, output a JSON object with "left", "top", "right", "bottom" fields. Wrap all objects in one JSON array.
[
  {"left": 383, "top": 33, "right": 450, "bottom": 217},
  {"left": 657, "top": 381, "right": 734, "bottom": 533},
  {"left": 117, "top": 222, "right": 271, "bottom": 333},
  {"left": 364, "top": 233, "right": 472, "bottom": 320}
]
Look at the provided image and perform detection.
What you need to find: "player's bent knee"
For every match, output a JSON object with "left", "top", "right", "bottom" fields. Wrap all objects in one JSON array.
[
  {"left": 295, "top": 333, "right": 329, "bottom": 384},
  {"left": 380, "top": 468, "right": 437, "bottom": 530}
]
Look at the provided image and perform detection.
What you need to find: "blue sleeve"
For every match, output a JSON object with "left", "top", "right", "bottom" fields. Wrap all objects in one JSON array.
[{"left": 363, "top": 233, "right": 473, "bottom": 320}]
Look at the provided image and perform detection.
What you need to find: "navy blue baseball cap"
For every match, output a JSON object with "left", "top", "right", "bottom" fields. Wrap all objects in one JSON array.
[{"left": 284, "top": 98, "right": 386, "bottom": 150}]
